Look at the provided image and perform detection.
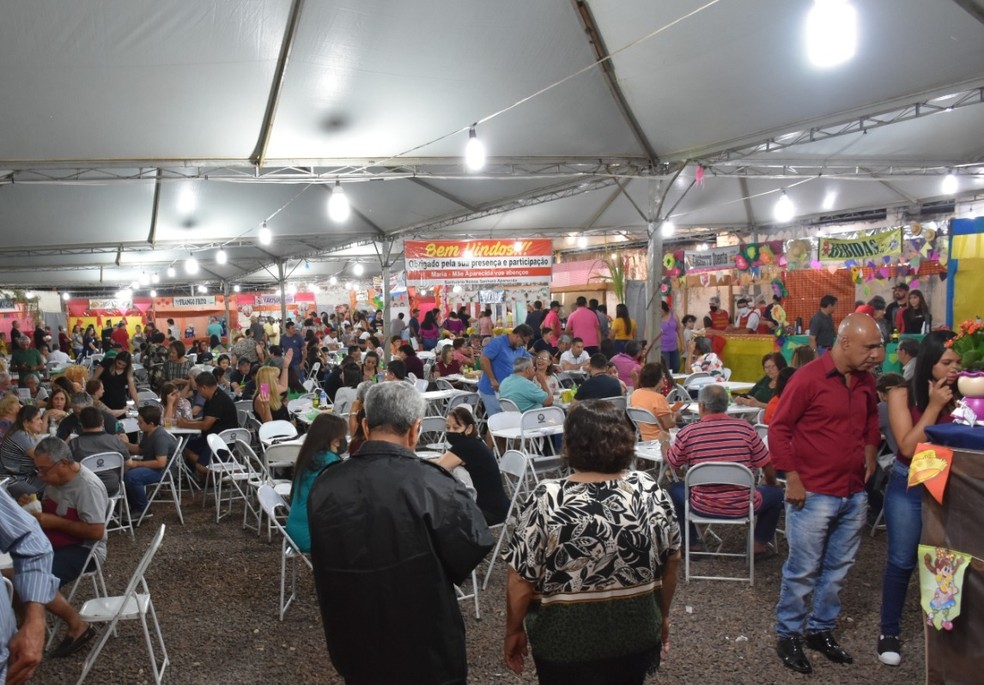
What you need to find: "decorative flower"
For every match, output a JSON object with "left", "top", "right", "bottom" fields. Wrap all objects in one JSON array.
[
  {"left": 735, "top": 255, "right": 749, "bottom": 271},
  {"left": 948, "top": 318, "right": 984, "bottom": 370},
  {"left": 759, "top": 245, "right": 775, "bottom": 264},
  {"left": 663, "top": 253, "right": 676, "bottom": 270}
]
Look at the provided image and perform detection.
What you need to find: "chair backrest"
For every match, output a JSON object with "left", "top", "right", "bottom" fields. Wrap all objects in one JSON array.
[
  {"left": 434, "top": 379, "right": 455, "bottom": 391},
  {"left": 139, "top": 398, "right": 162, "bottom": 410},
  {"left": 419, "top": 416, "right": 447, "bottom": 435},
  {"left": 235, "top": 399, "right": 254, "bottom": 414},
  {"left": 235, "top": 438, "right": 267, "bottom": 480},
  {"left": 137, "top": 390, "right": 159, "bottom": 401},
  {"left": 219, "top": 427, "right": 252, "bottom": 448},
  {"left": 257, "top": 485, "right": 306, "bottom": 555},
  {"left": 119, "top": 524, "right": 166, "bottom": 600},
  {"left": 302, "top": 379, "right": 317, "bottom": 393},
  {"left": 119, "top": 417, "right": 139, "bottom": 434},
  {"left": 406, "top": 372, "right": 417, "bottom": 383},
  {"left": 685, "top": 461, "right": 756, "bottom": 490},
  {"left": 487, "top": 411, "right": 522, "bottom": 433},
  {"left": 720, "top": 367, "right": 733, "bottom": 381},
  {"left": 600, "top": 395, "right": 627, "bottom": 411},
  {"left": 206, "top": 433, "right": 234, "bottom": 462},
  {"left": 626, "top": 407, "right": 660, "bottom": 438},
  {"left": 520, "top": 406, "right": 565, "bottom": 431},
  {"left": 684, "top": 372, "right": 715, "bottom": 389},
  {"left": 498, "top": 398, "right": 521, "bottom": 413},
  {"left": 498, "top": 450, "right": 529, "bottom": 480},
  {"left": 308, "top": 361, "right": 321, "bottom": 378},
  {"left": 666, "top": 385, "right": 690, "bottom": 403},
  {"left": 423, "top": 363, "right": 433, "bottom": 380},
  {"left": 414, "top": 379, "right": 428, "bottom": 393},
  {"left": 287, "top": 397, "right": 313, "bottom": 414},
  {"left": 80, "top": 451, "right": 125, "bottom": 498},
  {"left": 258, "top": 420, "right": 298, "bottom": 445},
  {"left": 263, "top": 443, "right": 302, "bottom": 469},
  {"left": 754, "top": 423, "right": 769, "bottom": 442},
  {"left": 446, "top": 392, "right": 479, "bottom": 414}
]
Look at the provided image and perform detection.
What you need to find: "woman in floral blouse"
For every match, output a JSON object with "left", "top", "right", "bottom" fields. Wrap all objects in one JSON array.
[{"left": 504, "top": 400, "right": 681, "bottom": 684}]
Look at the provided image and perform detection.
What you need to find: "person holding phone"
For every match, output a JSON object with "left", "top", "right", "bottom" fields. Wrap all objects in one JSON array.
[{"left": 253, "top": 361, "right": 292, "bottom": 425}]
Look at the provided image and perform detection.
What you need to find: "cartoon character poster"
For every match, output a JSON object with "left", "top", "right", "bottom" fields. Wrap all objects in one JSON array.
[{"left": 919, "top": 545, "right": 972, "bottom": 631}]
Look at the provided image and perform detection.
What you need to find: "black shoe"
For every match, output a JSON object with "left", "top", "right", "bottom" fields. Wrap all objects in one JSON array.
[
  {"left": 877, "top": 634, "right": 901, "bottom": 666},
  {"left": 805, "top": 630, "right": 853, "bottom": 664},
  {"left": 776, "top": 636, "right": 813, "bottom": 674},
  {"left": 49, "top": 626, "right": 96, "bottom": 658}
]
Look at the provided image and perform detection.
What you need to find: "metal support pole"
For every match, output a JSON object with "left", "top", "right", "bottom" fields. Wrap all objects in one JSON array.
[
  {"left": 277, "top": 259, "right": 288, "bottom": 326},
  {"left": 223, "top": 282, "right": 232, "bottom": 344},
  {"left": 645, "top": 180, "right": 664, "bottom": 363}
]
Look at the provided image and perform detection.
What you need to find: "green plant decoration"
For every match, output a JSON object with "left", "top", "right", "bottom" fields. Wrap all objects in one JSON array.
[{"left": 590, "top": 254, "right": 628, "bottom": 303}]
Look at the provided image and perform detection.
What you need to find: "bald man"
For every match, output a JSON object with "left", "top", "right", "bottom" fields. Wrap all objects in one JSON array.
[{"left": 768, "top": 314, "right": 884, "bottom": 674}]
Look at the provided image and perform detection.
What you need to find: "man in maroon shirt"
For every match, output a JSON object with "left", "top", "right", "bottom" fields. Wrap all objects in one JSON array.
[{"left": 769, "top": 313, "right": 883, "bottom": 674}]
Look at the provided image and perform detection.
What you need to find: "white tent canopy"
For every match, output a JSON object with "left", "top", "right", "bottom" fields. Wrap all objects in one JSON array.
[{"left": 1, "top": 0, "right": 983, "bottom": 294}]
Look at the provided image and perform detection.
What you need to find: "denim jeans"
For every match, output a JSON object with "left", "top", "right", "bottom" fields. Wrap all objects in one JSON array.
[
  {"left": 668, "top": 482, "right": 784, "bottom": 546},
  {"left": 775, "top": 490, "right": 867, "bottom": 637},
  {"left": 661, "top": 350, "right": 681, "bottom": 374},
  {"left": 124, "top": 466, "right": 165, "bottom": 513},
  {"left": 480, "top": 391, "right": 503, "bottom": 417},
  {"left": 880, "top": 461, "right": 923, "bottom": 636}
]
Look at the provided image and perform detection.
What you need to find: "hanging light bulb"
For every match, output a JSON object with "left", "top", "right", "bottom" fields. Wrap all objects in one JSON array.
[
  {"left": 151, "top": 273, "right": 160, "bottom": 284},
  {"left": 185, "top": 256, "right": 199, "bottom": 275},
  {"left": 452, "top": 285, "right": 463, "bottom": 294},
  {"left": 941, "top": 172, "right": 958, "bottom": 195},
  {"left": 149, "top": 289, "right": 157, "bottom": 298},
  {"left": 61, "top": 292, "right": 71, "bottom": 301},
  {"left": 661, "top": 221, "right": 676, "bottom": 238},
  {"left": 258, "top": 221, "right": 272, "bottom": 245},
  {"left": 198, "top": 284, "right": 208, "bottom": 294},
  {"left": 513, "top": 240, "right": 523, "bottom": 252},
  {"left": 327, "top": 181, "right": 351, "bottom": 223},
  {"left": 353, "top": 263, "right": 364, "bottom": 276},
  {"left": 166, "top": 266, "right": 176, "bottom": 278},
  {"left": 774, "top": 190, "right": 795, "bottom": 223},
  {"left": 805, "top": 0, "right": 857, "bottom": 68},
  {"left": 216, "top": 249, "right": 228, "bottom": 265},
  {"left": 329, "top": 276, "right": 338, "bottom": 286},
  {"left": 464, "top": 125, "right": 486, "bottom": 171},
  {"left": 463, "top": 248, "right": 474, "bottom": 260},
  {"left": 233, "top": 284, "right": 241, "bottom": 293},
  {"left": 577, "top": 236, "right": 588, "bottom": 248}
]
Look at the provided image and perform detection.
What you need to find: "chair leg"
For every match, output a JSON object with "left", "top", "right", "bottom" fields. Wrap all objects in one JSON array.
[{"left": 75, "top": 619, "right": 118, "bottom": 685}]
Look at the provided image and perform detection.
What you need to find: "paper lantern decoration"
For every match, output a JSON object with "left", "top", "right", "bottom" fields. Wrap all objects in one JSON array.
[{"left": 735, "top": 255, "right": 749, "bottom": 271}]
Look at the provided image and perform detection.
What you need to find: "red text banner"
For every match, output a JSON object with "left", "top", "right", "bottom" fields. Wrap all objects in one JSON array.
[{"left": 405, "top": 239, "right": 553, "bottom": 285}]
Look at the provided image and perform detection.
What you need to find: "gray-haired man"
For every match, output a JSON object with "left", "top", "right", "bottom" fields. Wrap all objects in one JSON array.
[{"left": 308, "top": 382, "right": 493, "bottom": 685}]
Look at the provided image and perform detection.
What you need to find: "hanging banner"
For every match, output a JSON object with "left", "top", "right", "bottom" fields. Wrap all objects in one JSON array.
[
  {"left": 173, "top": 296, "right": 216, "bottom": 308},
  {"left": 89, "top": 298, "right": 130, "bottom": 311},
  {"left": 818, "top": 227, "right": 902, "bottom": 262},
  {"left": 253, "top": 294, "right": 295, "bottom": 306},
  {"left": 684, "top": 245, "right": 740, "bottom": 273},
  {"left": 920, "top": 545, "right": 971, "bottom": 631},
  {"left": 405, "top": 239, "right": 553, "bottom": 286}
]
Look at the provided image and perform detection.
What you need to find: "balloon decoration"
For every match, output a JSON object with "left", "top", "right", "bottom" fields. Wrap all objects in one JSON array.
[{"left": 733, "top": 241, "right": 785, "bottom": 277}]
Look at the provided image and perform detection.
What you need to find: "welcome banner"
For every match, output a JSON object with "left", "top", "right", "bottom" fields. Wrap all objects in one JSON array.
[
  {"left": 818, "top": 227, "right": 902, "bottom": 262},
  {"left": 405, "top": 239, "right": 553, "bottom": 285}
]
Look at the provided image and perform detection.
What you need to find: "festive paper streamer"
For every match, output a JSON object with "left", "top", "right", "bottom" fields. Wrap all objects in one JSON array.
[
  {"left": 909, "top": 443, "right": 953, "bottom": 504},
  {"left": 920, "top": 545, "right": 971, "bottom": 631}
]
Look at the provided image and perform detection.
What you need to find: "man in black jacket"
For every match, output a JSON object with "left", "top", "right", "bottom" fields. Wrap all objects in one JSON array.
[{"left": 308, "top": 381, "right": 493, "bottom": 685}]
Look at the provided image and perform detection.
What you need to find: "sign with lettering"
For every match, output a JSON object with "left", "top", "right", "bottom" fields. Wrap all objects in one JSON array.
[
  {"left": 253, "top": 294, "right": 295, "bottom": 306},
  {"left": 684, "top": 245, "right": 740, "bottom": 273},
  {"left": 173, "top": 296, "right": 215, "bottom": 308},
  {"left": 0, "top": 298, "right": 16, "bottom": 311},
  {"left": 405, "top": 239, "right": 553, "bottom": 285},
  {"left": 89, "top": 298, "right": 129, "bottom": 310},
  {"left": 818, "top": 228, "right": 902, "bottom": 262}
]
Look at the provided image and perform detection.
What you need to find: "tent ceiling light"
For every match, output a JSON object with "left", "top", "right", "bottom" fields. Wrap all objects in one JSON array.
[
  {"left": 139, "top": 272, "right": 150, "bottom": 286},
  {"left": 176, "top": 183, "right": 197, "bottom": 216},
  {"left": 166, "top": 266, "right": 176, "bottom": 278},
  {"left": 327, "top": 181, "right": 351, "bottom": 223},
  {"left": 216, "top": 249, "right": 227, "bottom": 265},
  {"left": 198, "top": 284, "right": 208, "bottom": 293},
  {"left": 805, "top": 0, "right": 857, "bottom": 68},
  {"left": 352, "top": 263, "right": 364, "bottom": 276},
  {"left": 233, "top": 284, "right": 241, "bottom": 293},
  {"left": 61, "top": 292, "right": 70, "bottom": 301},
  {"left": 452, "top": 285, "right": 463, "bottom": 294},
  {"left": 258, "top": 221, "right": 272, "bottom": 246},
  {"left": 565, "top": 235, "right": 577, "bottom": 245},
  {"left": 329, "top": 276, "right": 338, "bottom": 286},
  {"left": 513, "top": 240, "right": 523, "bottom": 252},
  {"left": 661, "top": 221, "right": 675, "bottom": 238},
  {"left": 185, "top": 256, "right": 199, "bottom": 275},
  {"left": 464, "top": 125, "right": 486, "bottom": 171},
  {"left": 577, "top": 236, "right": 588, "bottom": 248},
  {"left": 149, "top": 290, "right": 157, "bottom": 298},
  {"left": 774, "top": 190, "right": 795, "bottom": 223},
  {"left": 151, "top": 273, "right": 160, "bottom": 284},
  {"left": 287, "top": 283, "right": 298, "bottom": 295},
  {"left": 941, "top": 173, "right": 958, "bottom": 195}
]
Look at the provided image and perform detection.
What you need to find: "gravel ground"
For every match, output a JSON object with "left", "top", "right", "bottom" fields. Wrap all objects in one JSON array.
[{"left": 34, "top": 495, "right": 925, "bottom": 685}]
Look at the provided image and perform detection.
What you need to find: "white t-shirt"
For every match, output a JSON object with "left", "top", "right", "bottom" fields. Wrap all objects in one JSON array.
[{"left": 560, "top": 350, "right": 590, "bottom": 367}]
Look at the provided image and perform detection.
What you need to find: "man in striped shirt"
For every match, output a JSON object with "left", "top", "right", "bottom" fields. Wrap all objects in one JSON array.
[{"left": 666, "top": 383, "right": 783, "bottom": 557}]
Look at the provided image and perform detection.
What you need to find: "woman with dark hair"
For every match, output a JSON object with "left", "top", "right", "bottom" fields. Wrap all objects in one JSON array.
[
  {"left": 900, "top": 289, "right": 932, "bottom": 334},
  {"left": 397, "top": 344, "right": 424, "bottom": 379},
  {"left": 92, "top": 349, "right": 140, "bottom": 410},
  {"left": 735, "top": 352, "right": 788, "bottom": 409},
  {"left": 45, "top": 386, "right": 72, "bottom": 431},
  {"left": 436, "top": 406, "right": 509, "bottom": 526},
  {"left": 362, "top": 351, "right": 380, "bottom": 383},
  {"left": 420, "top": 310, "right": 441, "bottom": 351},
  {"left": 610, "top": 303, "right": 637, "bottom": 354},
  {"left": 162, "top": 340, "right": 192, "bottom": 389},
  {"left": 533, "top": 350, "right": 560, "bottom": 395},
  {"left": 160, "top": 381, "right": 193, "bottom": 425},
  {"left": 452, "top": 337, "right": 474, "bottom": 367},
  {"left": 659, "top": 301, "right": 683, "bottom": 374},
  {"left": 877, "top": 330, "right": 959, "bottom": 666},
  {"left": 629, "top": 362, "right": 678, "bottom": 441},
  {"left": 81, "top": 324, "right": 100, "bottom": 359},
  {"left": 763, "top": 367, "right": 796, "bottom": 424},
  {"left": 285, "top": 413, "right": 347, "bottom": 554},
  {"left": 443, "top": 310, "right": 465, "bottom": 337},
  {"left": 0, "top": 405, "right": 50, "bottom": 497},
  {"left": 504, "top": 400, "right": 681, "bottom": 682}
]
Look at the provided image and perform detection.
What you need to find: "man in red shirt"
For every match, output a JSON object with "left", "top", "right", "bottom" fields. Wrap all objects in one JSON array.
[
  {"left": 110, "top": 321, "right": 130, "bottom": 351},
  {"left": 769, "top": 313, "right": 883, "bottom": 674},
  {"left": 564, "top": 296, "right": 600, "bottom": 354}
]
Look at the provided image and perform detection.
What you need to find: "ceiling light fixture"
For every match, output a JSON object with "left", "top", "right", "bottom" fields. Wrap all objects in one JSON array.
[
  {"left": 166, "top": 266, "right": 176, "bottom": 278},
  {"left": 464, "top": 125, "right": 486, "bottom": 171},
  {"left": 233, "top": 284, "right": 241, "bottom": 293},
  {"left": 661, "top": 221, "right": 676, "bottom": 238},
  {"left": 577, "top": 236, "right": 588, "bottom": 248},
  {"left": 176, "top": 183, "right": 197, "bottom": 216},
  {"left": 805, "top": 0, "right": 857, "bottom": 68},
  {"left": 198, "top": 284, "right": 208, "bottom": 294},
  {"left": 139, "top": 272, "right": 150, "bottom": 286},
  {"left": 185, "top": 256, "right": 199, "bottom": 275},
  {"left": 513, "top": 240, "right": 523, "bottom": 252},
  {"left": 216, "top": 249, "right": 228, "bottom": 265},
  {"left": 452, "top": 285, "right": 463, "bottom": 294},
  {"left": 149, "top": 289, "right": 157, "bottom": 298},
  {"left": 151, "top": 273, "right": 160, "bottom": 284},
  {"left": 941, "top": 172, "right": 958, "bottom": 196},
  {"left": 61, "top": 292, "right": 71, "bottom": 301},
  {"left": 345, "top": 282, "right": 354, "bottom": 291},
  {"left": 352, "top": 263, "right": 364, "bottom": 276},
  {"left": 565, "top": 235, "right": 576, "bottom": 245},
  {"left": 258, "top": 221, "right": 272, "bottom": 245},
  {"left": 327, "top": 181, "right": 351, "bottom": 223},
  {"left": 329, "top": 276, "right": 338, "bottom": 286},
  {"left": 774, "top": 190, "right": 795, "bottom": 223},
  {"left": 287, "top": 283, "right": 298, "bottom": 295}
]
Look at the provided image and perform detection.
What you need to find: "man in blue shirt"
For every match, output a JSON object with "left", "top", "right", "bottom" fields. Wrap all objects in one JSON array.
[
  {"left": 280, "top": 321, "right": 305, "bottom": 380},
  {"left": 477, "top": 324, "right": 533, "bottom": 416}
]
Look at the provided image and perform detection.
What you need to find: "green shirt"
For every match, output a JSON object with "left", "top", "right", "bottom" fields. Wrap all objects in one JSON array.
[{"left": 11, "top": 347, "right": 42, "bottom": 374}]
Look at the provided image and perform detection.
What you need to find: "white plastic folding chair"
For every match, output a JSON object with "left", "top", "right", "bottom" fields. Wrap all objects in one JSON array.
[
  {"left": 667, "top": 384, "right": 690, "bottom": 404},
  {"left": 684, "top": 462, "right": 756, "bottom": 585},
  {"left": 414, "top": 378, "right": 429, "bottom": 393},
  {"left": 257, "top": 485, "right": 312, "bottom": 620},
  {"left": 137, "top": 390, "right": 159, "bottom": 402},
  {"left": 307, "top": 362, "right": 321, "bottom": 389},
  {"left": 497, "top": 397, "right": 521, "bottom": 414},
  {"left": 76, "top": 524, "right": 169, "bottom": 685},
  {"left": 720, "top": 367, "right": 733, "bottom": 381},
  {"left": 600, "top": 395, "right": 627, "bottom": 412},
  {"left": 236, "top": 439, "right": 291, "bottom": 536},
  {"left": 80, "top": 452, "right": 133, "bottom": 538},
  {"left": 258, "top": 420, "right": 298, "bottom": 449},
  {"left": 487, "top": 411, "right": 522, "bottom": 458},
  {"left": 519, "top": 406, "right": 565, "bottom": 481},
  {"left": 139, "top": 398, "right": 162, "bottom": 411},
  {"left": 138, "top": 436, "right": 185, "bottom": 527},
  {"left": 482, "top": 451, "right": 532, "bottom": 589},
  {"left": 204, "top": 434, "right": 249, "bottom": 522},
  {"left": 235, "top": 400, "right": 254, "bottom": 427}
]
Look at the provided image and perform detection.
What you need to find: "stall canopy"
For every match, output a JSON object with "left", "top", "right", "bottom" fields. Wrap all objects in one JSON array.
[{"left": 1, "top": 0, "right": 983, "bottom": 294}]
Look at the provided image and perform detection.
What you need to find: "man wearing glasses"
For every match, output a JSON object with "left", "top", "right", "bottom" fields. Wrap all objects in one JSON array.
[{"left": 477, "top": 324, "right": 533, "bottom": 416}]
